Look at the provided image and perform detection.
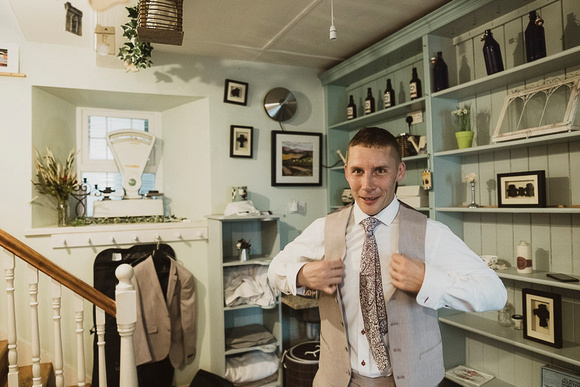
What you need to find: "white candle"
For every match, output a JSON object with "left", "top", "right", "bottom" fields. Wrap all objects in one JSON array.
[{"left": 516, "top": 241, "right": 532, "bottom": 274}]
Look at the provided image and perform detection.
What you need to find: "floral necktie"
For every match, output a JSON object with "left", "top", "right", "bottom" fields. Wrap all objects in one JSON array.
[{"left": 359, "top": 217, "right": 389, "bottom": 371}]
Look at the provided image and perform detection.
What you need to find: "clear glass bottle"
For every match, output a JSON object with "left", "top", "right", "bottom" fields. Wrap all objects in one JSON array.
[
  {"left": 432, "top": 51, "right": 449, "bottom": 92},
  {"left": 383, "top": 79, "right": 395, "bottom": 108},
  {"left": 525, "top": 10, "right": 546, "bottom": 62},
  {"left": 482, "top": 29, "right": 504, "bottom": 75},
  {"left": 347, "top": 95, "right": 357, "bottom": 120},
  {"left": 364, "top": 88, "right": 375, "bottom": 114},
  {"left": 409, "top": 67, "right": 422, "bottom": 100}
]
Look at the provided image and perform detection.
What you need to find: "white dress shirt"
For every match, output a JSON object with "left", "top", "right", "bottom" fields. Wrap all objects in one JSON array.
[{"left": 268, "top": 197, "right": 507, "bottom": 377}]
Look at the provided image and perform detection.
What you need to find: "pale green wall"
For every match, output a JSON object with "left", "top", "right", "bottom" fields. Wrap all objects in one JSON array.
[{"left": 0, "top": 1, "right": 327, "bottom": 385}]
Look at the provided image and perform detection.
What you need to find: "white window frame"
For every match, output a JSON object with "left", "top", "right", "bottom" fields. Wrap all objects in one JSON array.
[{"left": 76, "top": 107, "right": 164, "bottom": 190}]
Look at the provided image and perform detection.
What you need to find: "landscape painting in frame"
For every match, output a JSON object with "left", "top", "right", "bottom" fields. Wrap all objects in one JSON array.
[{"left": 271, "top": 131, "right": 322, "bottom": 186}]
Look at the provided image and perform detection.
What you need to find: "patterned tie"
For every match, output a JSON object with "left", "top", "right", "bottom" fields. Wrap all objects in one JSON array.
[{"left": 360, "top": 217, "right": 389, "bottom": 371}]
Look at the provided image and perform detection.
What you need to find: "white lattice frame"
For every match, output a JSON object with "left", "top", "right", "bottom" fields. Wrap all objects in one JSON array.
[{"left": 492, "top": 74, "right": 580, "bottom": 142}]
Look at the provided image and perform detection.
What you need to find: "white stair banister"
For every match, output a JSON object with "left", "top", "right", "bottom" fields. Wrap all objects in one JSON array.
[
  {"left": 3, "top": 248, "right": 18, "bottom": 387},
  {"left": 74, "top": 293, "right": 87, "bottom": 387},
  {"left": 28, "top": 264, "right": 42, "bottom": 387},
  {"left": 115, "top": 264, "right": 138, "bottom": 387},
  {"left": 95, "top": 306, "right": 107, "bottom": 387},
  {"left": 51, "top": 279, "right": 64, "bottom": 387}
]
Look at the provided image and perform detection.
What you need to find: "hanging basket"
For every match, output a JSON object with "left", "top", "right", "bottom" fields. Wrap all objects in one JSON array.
[{"left": 137, "top": 0, "right": 184, "bottom": 46}]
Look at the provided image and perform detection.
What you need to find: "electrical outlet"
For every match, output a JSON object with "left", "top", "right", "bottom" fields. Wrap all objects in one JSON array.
[{"left": 408, "top": 110, "right": 423, "bottom": 124}]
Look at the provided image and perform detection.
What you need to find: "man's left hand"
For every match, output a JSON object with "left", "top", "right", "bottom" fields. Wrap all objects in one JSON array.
[{"left": 390, "top": 253, "right": 425, "bottom": 293}]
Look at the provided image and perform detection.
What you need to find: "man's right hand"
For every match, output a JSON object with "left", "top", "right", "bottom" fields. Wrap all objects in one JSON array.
[{"left": 297, "top": 260, "right": 345, "bottom": 295}]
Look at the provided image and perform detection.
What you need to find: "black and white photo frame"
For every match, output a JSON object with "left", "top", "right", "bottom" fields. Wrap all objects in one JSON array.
[
  {"left": 497, "top": 170, "right": 546, "bottom": 208},
  {"left": 224, "top": 79, "right": 249, "bottom": 106},
  {"left": 522, "top": 288, "right": 562, "bottom": 348},
  {"left": 230, "top": 125, "right": 253, "bottom": 158}
]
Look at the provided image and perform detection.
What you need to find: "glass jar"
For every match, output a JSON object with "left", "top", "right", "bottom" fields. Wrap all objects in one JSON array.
[{"left": 498, "top": 302, "right": 514, "bottom": 327}]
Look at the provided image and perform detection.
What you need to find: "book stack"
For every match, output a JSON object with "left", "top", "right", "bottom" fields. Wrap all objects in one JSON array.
[{"left": 396, "top": 185, "right": 428, "bottom": 208}]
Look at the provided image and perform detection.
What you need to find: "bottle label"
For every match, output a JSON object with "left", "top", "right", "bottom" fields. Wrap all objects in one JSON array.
[
  {"left": 364, "top": 100, "right": 371, "bottom": 114},
  {"left": 347, "top": 107, "right": 354, "bottom": 119},
  {"left": 384, "top": 94, "right": 391, "bottom": 107},
  {"left": 410, "top": 83, "right": 417, "bottom": 99}
]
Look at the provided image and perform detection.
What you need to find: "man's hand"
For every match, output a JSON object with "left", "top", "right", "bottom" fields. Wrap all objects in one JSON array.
[
  {"left": 297, "top": 260, "right": 345, "bottom": 295},
  {"left": 390, "top": 253, "right": 425, "bottom": 293}
]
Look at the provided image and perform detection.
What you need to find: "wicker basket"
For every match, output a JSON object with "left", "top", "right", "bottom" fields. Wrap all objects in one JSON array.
[{"left": 137, "top": 0, "right": 183, "bottom": 46}]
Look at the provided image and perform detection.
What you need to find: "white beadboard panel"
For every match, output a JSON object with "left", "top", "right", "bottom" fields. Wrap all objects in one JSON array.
[
  {"left": 478, "top": 153, "right": 496, "bottom": 206},
  {"left": 542, "top": 2, "right": 565, "bottom": 55},
  {"left": 513, "top": 347, "right": 533, "bottom": 387},
  {"left": 562, "top": 0, "right": 580, "bottom": 51},
  {"left": 513, "top": 214, "right": 532, "bottom": 256},
  {"left": 509, "top": 147, "right": 529, "bottom": 173},
  {"left": 562, "top": 291, "right": 577, "bottom": 343},
  {"left": 574, "top": 215, "right": 580, "bottom": 275},
  {"left": 463, "top": 213, "right": 483, "bottom": 254},
  {"left": 497, "top": 213, "right": 515, "bottom": 264},
  {"left": 481, "top": 213, "right": 498, "bottom": 256},
  {"left": 483, "top": 340, "right": 500, "bottom": 377},
  {"left": 531, "top": 213, "right": 551, "bottom": 272},
  {"left": 548, "top": 142, "right": 572, "bottom": 205},
  {"left": 551, "top": 214, "right": 574, "bottom": 273},
  {"left": 504, "top": 17, "right": 524, "bottom": 70},
  {"left": 456, "top": 38, "right": 475, "bottom": 85},
  {"left": 496, "top": 340, "right": 517, "bottom": 385}
]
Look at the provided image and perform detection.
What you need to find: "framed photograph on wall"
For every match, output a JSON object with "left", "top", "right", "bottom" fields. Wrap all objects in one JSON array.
[
  {"left": 230, "top": 125, "right": 253, "bottom": 158},
  {"left": 522, "top": 288, "right": 562, "bottom": 348},
  {"left": 271, "top": 130, "right": 322, "bottom": 186},
  {"left": 0, "top": 44, "right": 19, "bottom": 73},
  {"left": 497, "top": 170, "right": 546, "bottom": 208},
  {"left": 223, "top": 79, "right": 248, "bottom": 106}
]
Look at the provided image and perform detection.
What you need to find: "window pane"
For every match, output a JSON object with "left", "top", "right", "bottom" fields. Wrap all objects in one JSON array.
[{"left": 87, "top": 115, "right": 149, "bottom": 161}]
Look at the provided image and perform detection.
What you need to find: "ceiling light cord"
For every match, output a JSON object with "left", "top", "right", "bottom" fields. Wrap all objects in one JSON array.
[{"left": 329, "top": 0, "right": 337, "bottom": 40}]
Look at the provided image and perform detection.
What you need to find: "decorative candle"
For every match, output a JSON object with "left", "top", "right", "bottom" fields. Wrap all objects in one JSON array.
[{"left": 516, "top": 240, "right": 532, "bottom": 274}]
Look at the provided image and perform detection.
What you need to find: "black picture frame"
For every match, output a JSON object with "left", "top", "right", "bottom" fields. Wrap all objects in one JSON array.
[
  {"left": 522, "top": 288, "right": 562, "bottom": 348},
  {"left": 497, "top": 170, "right": 546, "bottom": 208},
  {"left": 223, "top": 79, "right": 249, "bottom": 106},
  {"left": 271, "top": 130, "right": 322, "bottom": 186},
  {"left": 230, "top": 125, "right": 253, "bottom": 158}
]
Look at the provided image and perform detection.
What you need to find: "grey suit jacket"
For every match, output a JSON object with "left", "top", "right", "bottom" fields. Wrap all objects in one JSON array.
[
  {"left": 313, "top": 203, "right": 444, "bottom": 387},
  {"left": 132, "top": 256, "right": 197, "bottom": 368}
]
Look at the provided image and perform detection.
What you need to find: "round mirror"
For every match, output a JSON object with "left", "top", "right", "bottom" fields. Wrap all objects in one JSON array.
[{"left": 263, "top": 87, "right": 297, "bottom": 122}]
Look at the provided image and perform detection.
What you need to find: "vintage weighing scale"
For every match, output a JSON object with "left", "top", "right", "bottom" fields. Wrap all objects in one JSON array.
[{"left": 93, "top": 129, "right": 164, "bottom": 217}]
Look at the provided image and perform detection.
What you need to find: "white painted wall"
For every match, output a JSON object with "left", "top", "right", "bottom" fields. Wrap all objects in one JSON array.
[{"left": 0, "top": 1, "right": 327, "bottom": 385}]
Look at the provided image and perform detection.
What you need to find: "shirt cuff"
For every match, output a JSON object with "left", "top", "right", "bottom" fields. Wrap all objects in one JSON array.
[
  {"left": 286, "top": 261, "right": 308, "bottom": 295},
  {"left": 416, "top": 263, "right": 449, "bottom": 309}
]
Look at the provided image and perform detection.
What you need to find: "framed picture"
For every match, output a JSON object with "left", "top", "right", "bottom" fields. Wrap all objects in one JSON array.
[
  {"left": 497, "top": 170, "right": 546, "bottom": 208},
  {"left": 522, "top": 288, "right": 562, "bottom": 348},
  {"left": 271, "top": 130, "right": 322, "bottom": 186},
  {"left": 0, "top": 44, "right": 19, "bottom": 73},
  {"left": 230, "top": 125, "right": 253, "bottom": 158},
  {"left": 223, "top": 79, "right": 249, "bottom": 106}
]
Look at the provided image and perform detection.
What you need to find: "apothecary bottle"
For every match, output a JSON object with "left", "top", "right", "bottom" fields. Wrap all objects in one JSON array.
[
  {"left": 525, "top": 10, "right": 546, "bottom": 62},
  {"left": 383, "top": 79, "right": 395, "bottom": 108},
  {"left": 482, "top": 29, "right": 504, "bottom": 75},
  {"left": 432, "top": 51, "right": 449, "bottom": 92},
  {"left": 364, "top": 88, "right": 375, "bottom": 114},
  {"left": 409, "top": 67, "right": 422, "bottom": 100},
  {"left": 347, "top": 95, "right": 357, "bottom": 120}
]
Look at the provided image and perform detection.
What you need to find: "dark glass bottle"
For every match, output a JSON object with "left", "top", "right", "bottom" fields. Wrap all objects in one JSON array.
[
  {"left": 347, "top": 95, "right": 357, "bottom": 120},
  {"left": 409, "top": 67, "right": 422, "bottom": 100},
  {"left": 383, "top": 79, "right": 395, "bottom": 108},
  {"left": 364, "top": 88, "right": 375, "bottom": 114},
  {"left": 432, "top": 51, "right": 449, "bottom": 92},
  {"left": 482, "top": 29, "right": 504, "bottom": 75},
  {"left": 525, "top": 10, "right": 546, "bottom": 62}
]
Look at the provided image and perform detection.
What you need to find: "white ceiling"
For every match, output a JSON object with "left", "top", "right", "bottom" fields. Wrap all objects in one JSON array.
[{"left": 7, "top": 0, "right": 451, "bottom": 71}]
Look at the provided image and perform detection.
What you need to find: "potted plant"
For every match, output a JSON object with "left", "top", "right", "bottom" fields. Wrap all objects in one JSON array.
[
  {"left": 117, "top": 5, "right": 154, "bottom": 72},
  {"left": 32, "top": 147, "right": 79, "bottom": 226},
  {"left": 452, "top": 105, "right": 473, "bottom": 149}
]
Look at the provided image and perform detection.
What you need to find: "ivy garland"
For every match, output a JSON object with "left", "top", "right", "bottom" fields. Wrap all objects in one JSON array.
[
  {"left": 117, "top": 5, "right": 154, "bottom": 72},
  {"left": 70, "top": 214, "right": 187, "bottom": 227}
]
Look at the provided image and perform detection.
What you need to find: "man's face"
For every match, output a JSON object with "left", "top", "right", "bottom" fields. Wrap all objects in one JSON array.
[{"left": 345, "top": 145, "right": 406, "bottom": 216}]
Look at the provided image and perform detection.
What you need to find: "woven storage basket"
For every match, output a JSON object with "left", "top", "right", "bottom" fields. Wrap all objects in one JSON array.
[{"left": 137, "top": 0, "right": 183, "bottom": 45}]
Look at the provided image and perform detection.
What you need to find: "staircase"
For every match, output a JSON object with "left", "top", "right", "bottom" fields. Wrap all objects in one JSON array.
[{"left": 0, "top": 229, "right": 138, "bottom": 387}]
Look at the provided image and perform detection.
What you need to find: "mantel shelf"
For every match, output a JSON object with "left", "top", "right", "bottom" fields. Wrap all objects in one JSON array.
[{"left": 439, "top": 313, "right": 580, "bottom": 367}]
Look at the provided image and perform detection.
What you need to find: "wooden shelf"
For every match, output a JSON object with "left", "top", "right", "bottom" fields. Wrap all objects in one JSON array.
[
  {"left": 435, "top": 206, "right": 580, "bottom": 214},
  {"left": 223, "top": 257, "right": 273, "bottom": 267},
  {"left": 444, "top": 375, "right": 514, "bottom": 387},
  {"left": 495, "top": 268, "right": 580, "bottom": 291},
  {"left": 281, "top": 294, "right": 319, "bottom": 310},
  {"left": 439, "top": 313, "right": 580, "bottom": 367},
  {"left": 0, "top": 72, "right": 26, "bottom": 78}
]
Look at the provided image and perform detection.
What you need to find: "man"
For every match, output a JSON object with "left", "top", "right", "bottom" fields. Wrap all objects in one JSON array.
[{"left": 268, "top": 127, "right": 507, "bottom": 387}]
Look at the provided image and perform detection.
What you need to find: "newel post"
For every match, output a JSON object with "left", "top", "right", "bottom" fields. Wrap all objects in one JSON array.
[{"left": 115, "top": 264, "right": 138, "bottom": 387}]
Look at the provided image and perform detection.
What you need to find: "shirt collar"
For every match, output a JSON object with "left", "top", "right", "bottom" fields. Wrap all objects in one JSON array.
[{"left": 353, "top": 196, "right": 399, "bottom": 228}]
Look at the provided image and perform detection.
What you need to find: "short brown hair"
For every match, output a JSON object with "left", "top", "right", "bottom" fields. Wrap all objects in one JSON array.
[{"left": 347, "top": 127, "right": 401, "bottom": 162}]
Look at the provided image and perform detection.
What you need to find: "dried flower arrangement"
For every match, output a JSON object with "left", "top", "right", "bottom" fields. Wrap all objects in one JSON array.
[{"left": 32, "top": 147, "right": 78, "bottom": 202}]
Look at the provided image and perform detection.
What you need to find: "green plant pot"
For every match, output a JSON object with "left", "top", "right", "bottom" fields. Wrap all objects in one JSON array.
[{"left": 455, "top": 131, "right": 474, "bottom": 149}]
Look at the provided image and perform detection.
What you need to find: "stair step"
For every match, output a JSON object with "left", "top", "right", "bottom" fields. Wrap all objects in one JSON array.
[
  {"left": 0, "top": 341, "right": 8, "bottom": 387},
  {"left": 8, "top": 362, "right": 56, "bottom": 387}
]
